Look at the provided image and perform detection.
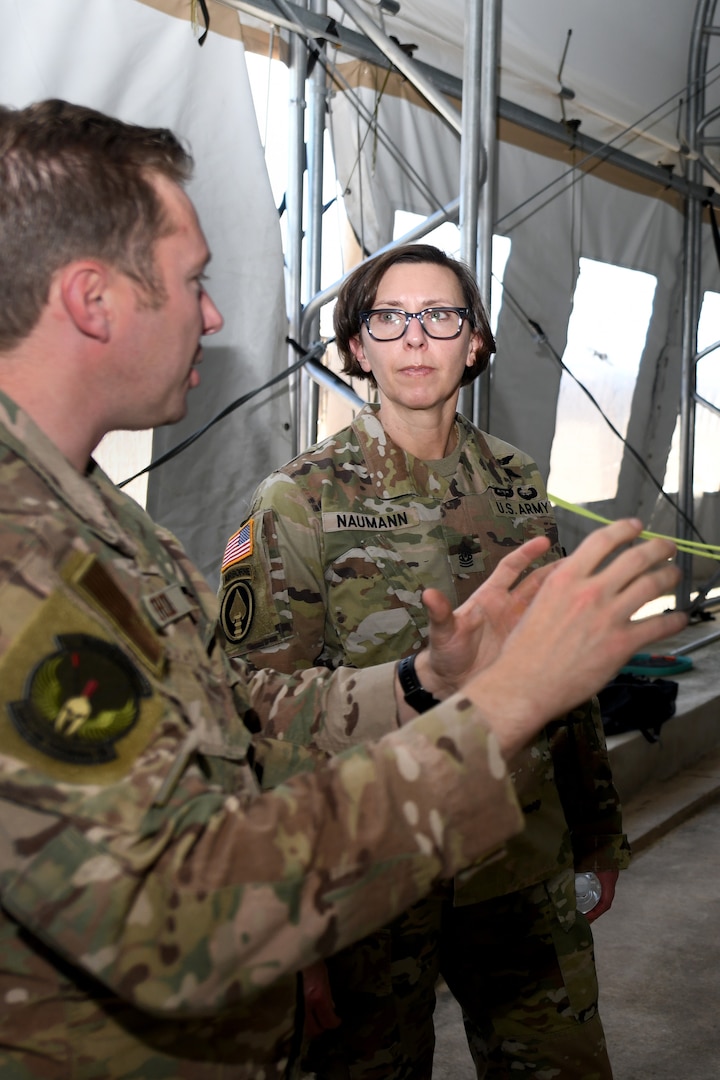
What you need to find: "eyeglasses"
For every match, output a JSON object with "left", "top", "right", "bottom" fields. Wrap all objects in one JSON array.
[{"left": 359, "top": 307, "right": 470, "bottom": 341}]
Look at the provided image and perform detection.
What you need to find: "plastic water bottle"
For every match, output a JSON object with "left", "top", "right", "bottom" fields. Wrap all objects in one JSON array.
[{"left": 575, "top": 871, "right": 602, "bottom": 914}]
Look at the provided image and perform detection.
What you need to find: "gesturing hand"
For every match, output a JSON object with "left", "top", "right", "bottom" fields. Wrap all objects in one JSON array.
[
  {"left": 466, "top": 519, "right": 688, "bottom": 757},
  {"left": 417, "top": 534, "right": 555, "bottom": 697}
]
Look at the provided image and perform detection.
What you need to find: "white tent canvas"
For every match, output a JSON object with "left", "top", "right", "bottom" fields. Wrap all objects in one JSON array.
[
  {"left": 1, "top": 0, "right": 290, "bottom": 583},
  {"left": 3, "top": 0, "right": 720, "bottom": 596}
]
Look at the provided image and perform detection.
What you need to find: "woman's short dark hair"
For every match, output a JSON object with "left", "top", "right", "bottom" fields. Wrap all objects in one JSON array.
[{"left": 332, "top": 244, "right": 496, "bottom": 387}]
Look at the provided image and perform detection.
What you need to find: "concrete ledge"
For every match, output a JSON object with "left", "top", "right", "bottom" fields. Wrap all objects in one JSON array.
[
  {"left": 620, "top": 747, "right": 720, "bottom": 853},
  {"left": 606, "top": 615, "right": 720, "bottom": 852}
]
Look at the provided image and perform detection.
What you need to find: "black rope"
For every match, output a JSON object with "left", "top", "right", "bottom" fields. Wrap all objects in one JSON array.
[
  {"left": 118, "top": 338, "right": 326, "bottom": 488},
  {"left": 196, "top": 0, "right": 210, "bottom": 46},
  {"left": 499, "top": 280, "right": 707, "bottom": 546},
  {"left": 704, "top": 193, "right": 720, "bottom": 271}
]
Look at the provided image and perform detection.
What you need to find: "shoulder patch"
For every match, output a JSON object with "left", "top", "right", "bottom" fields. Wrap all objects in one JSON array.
[
  {"left": 0, "top": 590, "right": 164, "bottom": 784},
  {"left": 221, "top": 520, "right": 254, "bottom": 572},
  {"left": 9, "top": 634, "right": 148, "bottom": 766},
  {"left": 219, "top": 576, "right": 255, "bottom": 645}
]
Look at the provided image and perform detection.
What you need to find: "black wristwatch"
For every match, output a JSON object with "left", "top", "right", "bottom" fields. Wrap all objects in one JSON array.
[{"left": 397, "top": 654, "right": 442, "bottom": 714}]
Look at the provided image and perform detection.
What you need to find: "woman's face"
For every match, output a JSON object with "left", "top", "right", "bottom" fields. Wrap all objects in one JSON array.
[{"left": 349, "top": 261, "right": 481, "bottom": 415}]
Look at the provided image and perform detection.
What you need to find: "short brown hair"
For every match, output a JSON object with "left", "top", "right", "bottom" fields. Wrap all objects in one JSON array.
[
  {"left": 0, "top": 99, "right": 193, "bottom": 350},
  {"left": 333, "top": 244, "right": 496, "bottom": 387}
]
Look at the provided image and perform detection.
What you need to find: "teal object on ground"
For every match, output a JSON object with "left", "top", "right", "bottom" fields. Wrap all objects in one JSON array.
[{"left": 620, "top": 653, "right": 694, "bottom": 676}]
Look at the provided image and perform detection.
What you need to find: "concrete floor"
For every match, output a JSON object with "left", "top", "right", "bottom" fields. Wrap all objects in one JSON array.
[
  {"left": 432, "top": 793, "right": 720, "bottom": 1078},
  {"left": 431, "top": 794, "right": 720, "bottom": 1071}
]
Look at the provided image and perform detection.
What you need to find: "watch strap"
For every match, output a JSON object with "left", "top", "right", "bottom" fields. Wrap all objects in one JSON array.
[{"left": 397, "top": 654, "right": 441, "bottom": 714}]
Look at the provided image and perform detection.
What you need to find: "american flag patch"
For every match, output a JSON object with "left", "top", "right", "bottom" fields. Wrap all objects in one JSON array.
[{"left": 221, "top": 520, "right": 254, "bottom": 571}]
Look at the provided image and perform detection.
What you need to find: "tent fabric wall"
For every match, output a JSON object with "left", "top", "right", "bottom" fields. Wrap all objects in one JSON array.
[
  {"left": 1, "top": 0, "right": 291, "bottom": 585},
  {"left": 4, "top": 0, "right": 720, "bottom": 588},
  {"left": 328, "top": 61, "right": 462, "bottom": 253},
  {"left": 493, "top": 140, "right": 689, "bottom": 491},
  {"left": 327, "top": 54, "right": 720, "bottom": 585}
]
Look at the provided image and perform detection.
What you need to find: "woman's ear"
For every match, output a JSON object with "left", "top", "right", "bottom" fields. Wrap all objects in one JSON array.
[
  {"left": 466, "top": 330, "right": 483, "bottom": 368},
  {"left": 350, "top": 333, "right": 373, "bottom": 374}
]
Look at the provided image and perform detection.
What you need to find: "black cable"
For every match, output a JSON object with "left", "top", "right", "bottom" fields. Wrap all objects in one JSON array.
[
  {"left": 498, "top": 279, "right": 707, "bottom": 545},
  {"left": 117, "top": 338, "right": 327, "bottom": 488},
  {"left": 705, "top": 195, "right": 720, "bottom": 269},
  {"left": 195, "top": 0, "right": 210, "bottom": 46}
]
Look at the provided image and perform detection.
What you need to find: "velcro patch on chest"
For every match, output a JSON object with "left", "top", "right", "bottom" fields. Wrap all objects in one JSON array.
[
  {"left": 321, "top": 507, "right": 421, "bottom": 532},
  {"left": 449, "top": 549, "right": 487, "bottom": 576},
  {"left": 488, "top": 485, "right": 553, "bottom": 519}
]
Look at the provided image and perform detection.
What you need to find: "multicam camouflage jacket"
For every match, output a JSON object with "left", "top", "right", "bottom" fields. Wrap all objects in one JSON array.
[
  {"left": 0, "top": 394, "right": 525, "bottom": 1079},
  {"left": 220, "top": 404, "right": 630, "bottom": 903}
]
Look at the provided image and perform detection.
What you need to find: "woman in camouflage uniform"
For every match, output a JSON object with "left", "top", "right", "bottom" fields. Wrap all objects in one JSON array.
[{"left": 219, "top": 245, "right": 629, "bottom": 1079}]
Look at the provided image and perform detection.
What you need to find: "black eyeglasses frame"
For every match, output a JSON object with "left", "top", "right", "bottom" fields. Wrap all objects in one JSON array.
[{"left": 359, "top": 306, "right": 471, "bottom": 341}]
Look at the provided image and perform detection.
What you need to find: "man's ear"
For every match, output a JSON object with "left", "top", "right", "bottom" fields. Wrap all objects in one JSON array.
[
  {"left": 349, "top": 333, "right": 372, "bottom": 374},
  {"left": 58, "top": 263, "right": 112, "bottom": 343}
]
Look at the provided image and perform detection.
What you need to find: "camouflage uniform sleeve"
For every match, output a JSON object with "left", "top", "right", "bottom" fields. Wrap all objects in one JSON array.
[
  {"left": 548, "top": 697, "right": 631, "bottom": 872},
  {"left": 219, "top": 474, "right": 400, "bottom": 758},
  {"left": 1, "top": 691, "right": 524, "bottom": 1016},
  {"left": 219, "top": 473, "right": 329, "bottom": 671}
]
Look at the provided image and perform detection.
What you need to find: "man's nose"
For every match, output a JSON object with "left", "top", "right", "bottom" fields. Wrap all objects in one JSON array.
[{"left": 202, "top": 290, "right": 224, "bottom": 336}]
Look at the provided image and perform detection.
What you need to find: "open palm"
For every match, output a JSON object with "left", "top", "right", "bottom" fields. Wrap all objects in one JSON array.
[{"left": 422, "top": 536, "right": 556, "bottom": 694}]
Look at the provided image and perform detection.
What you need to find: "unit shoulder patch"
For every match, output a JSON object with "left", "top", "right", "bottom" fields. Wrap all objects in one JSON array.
[
  {"left": 220, "top": 576, "right": 255, "bottom": 645},
  {"left": 9, "top": 634, "right": 148, "bottom": 766},
  {"left": 0, "top": 588, "right": 164, "bottom": 784}
]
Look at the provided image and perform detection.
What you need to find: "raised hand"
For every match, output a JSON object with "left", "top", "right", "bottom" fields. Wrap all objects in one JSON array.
[
  {"left": 417, "top": 534, "right": 556, "bottom": 696},
  {"left": 468, "top": 519, "right": 688, "bottom": 757}
]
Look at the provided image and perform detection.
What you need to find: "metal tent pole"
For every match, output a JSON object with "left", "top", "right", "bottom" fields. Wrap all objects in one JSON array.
[
  {"left": 459, "top": 0, "right": 501, "bottom": 427},
  {"left": 287, "top": 12, "right": 309, "bottom": 456},
  {"left": 304, "top": 0, "right": 329, "bottom": 448},
  {"left": 333, "top": 0, "right": 462, "bottom": 134},
  {"left": 678, "top": 0, "right": 717, "bottom": 608},
  {"left": 476, "top": 0, "right": 501, "bottom": 431},
  {"left": 458, "top": 0, "right": 484, "bottom": 422}
]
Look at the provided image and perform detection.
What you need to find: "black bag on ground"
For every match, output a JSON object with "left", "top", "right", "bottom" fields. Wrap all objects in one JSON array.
[{"left": 598, "top": 673, "right": 678, "bottom": 743}]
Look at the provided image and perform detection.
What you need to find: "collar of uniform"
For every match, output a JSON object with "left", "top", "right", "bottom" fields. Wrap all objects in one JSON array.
[
  {"left": 0, "top": 390, "right": 140, "bottom": 557},
  {"left": 350, "top": 404, "right": 419, "bottom": 498},
  {"left": 352, "top": 404, "right": 488, "bottom": 499}
]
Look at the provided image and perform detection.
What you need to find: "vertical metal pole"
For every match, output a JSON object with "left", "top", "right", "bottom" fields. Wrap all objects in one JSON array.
[
  {"left": 678, "top": 0, "right": 711, "bottom": 607},
  {"left": 458, "top": 0, "right": 484, "bottom": 421},
  {"left": 476, "top": 0, "right": 501, "bottom": 431},
  {"left": 287, "top": 15, "right": 308, "bottom": 456},
  {"left": 304, "top": 0, "right": 328, "bottom": 448},
  {"left": 677, "top": 199, "right": 700, "bottom": 610}
]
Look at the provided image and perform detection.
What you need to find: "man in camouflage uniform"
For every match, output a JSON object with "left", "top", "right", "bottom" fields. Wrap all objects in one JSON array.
[
  {"left": 219, "top": 246, "right": 632, "bottom": 1078},
  {"left": 0, "top": 102, "right": 684, "bottom": 1079}
]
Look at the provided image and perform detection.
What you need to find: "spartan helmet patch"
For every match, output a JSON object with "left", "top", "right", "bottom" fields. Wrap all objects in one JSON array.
[
  {"left": 220, "top": 578, "right": 255, "bottom": 644},
  {"left": 9, "top": 634, "right": 150, "bottom": 765}
]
